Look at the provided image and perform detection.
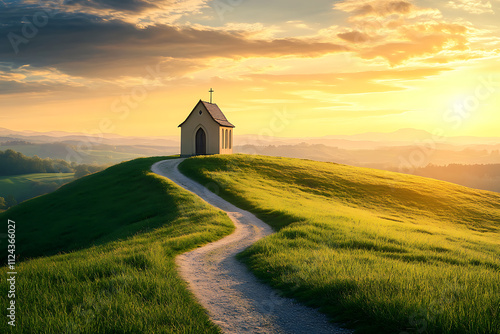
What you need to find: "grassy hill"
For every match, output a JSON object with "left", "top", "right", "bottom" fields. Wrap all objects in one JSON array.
[
  {"left": 0, "top": 157, "right": 234, "bottom": 333},
  {"left": 180, "top": 154, "right": 500, "bottom": 334},
  {"left": 2, "top": 154, "right": 498, "bottom": 333},
  {"left": 0, "top": 173, "right": 74, "bottom": 204}
]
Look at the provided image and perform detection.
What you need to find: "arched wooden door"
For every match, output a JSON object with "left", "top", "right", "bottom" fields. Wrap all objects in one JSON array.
[{"left": 195, "top": 128, "right": 206, "bottom": 155}]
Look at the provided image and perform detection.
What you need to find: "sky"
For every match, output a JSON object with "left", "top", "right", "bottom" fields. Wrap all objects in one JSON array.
[{"left": 0, "top": 0, "right": 499, "bottom": 138}]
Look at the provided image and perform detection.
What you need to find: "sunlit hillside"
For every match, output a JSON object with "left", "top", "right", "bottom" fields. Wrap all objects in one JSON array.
[
  {"left": 0, "top": 157, "right": 233, "bottom": 333},
  {"left": 180, "top": 154, "right": 500, "bottom": 334}
]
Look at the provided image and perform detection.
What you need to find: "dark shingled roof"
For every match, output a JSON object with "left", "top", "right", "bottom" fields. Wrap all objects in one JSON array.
[
  {"left": 201, "top": 101, "right": 235, "bottom": 127},
  {"left": 179, "top": 100, "right": 235, "bottom": 128}
]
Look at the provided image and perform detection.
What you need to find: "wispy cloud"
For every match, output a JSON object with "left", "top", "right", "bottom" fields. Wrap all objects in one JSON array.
[
  {"left": 334, "top": 0, "right": 441, "bottom": 19},
  {"left": 330, "top": 0, "right": 489, "bottom": 65},
  {"left": 246, "top": 67, "right": 453, "bottom": 94},
  {"left": 446, "top": 0, "right": 494, "bottom": 14}
]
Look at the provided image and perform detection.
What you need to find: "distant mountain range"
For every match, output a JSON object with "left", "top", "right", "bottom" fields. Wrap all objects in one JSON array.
[
  {"left": 236, "top": 128, "right": 500, "bottom": 148},
  {"left": 0, "top": 128, "right": 179, "bottom": 165},
  {"left": 0, "top": 127, "right": 180, "bottom": 147},
  {"left": 2, "top": 127, "right": 500, "bottom": 149},
  {"left": 2, "top": 127, "right": 500, "bottom": 167},
  {"left": 2, "top": 127, "right": 500, "bottom": 192}
]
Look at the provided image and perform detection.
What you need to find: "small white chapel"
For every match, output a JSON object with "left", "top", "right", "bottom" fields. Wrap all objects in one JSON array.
[{"left": 178, "top": 89, "right": 235, "bottom": 157}]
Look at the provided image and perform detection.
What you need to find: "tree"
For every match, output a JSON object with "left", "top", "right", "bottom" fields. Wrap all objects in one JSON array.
[
  {"left": 0, "top": 149, "right": 73, "bottom": 176},
  {"left": 74, "top": 165, "right": 91, "bottom": 179},
  {"left": 5, "top": 195, "right": 17, "bottom": 208}
]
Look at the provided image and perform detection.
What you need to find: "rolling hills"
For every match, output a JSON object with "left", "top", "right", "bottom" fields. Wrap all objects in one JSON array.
[
  {"left": 0, "top": 142, "right": 152, "bottom": 165},
  {"left": 179, "top": 154, "right": 500, "bottom": 334},
  {"left": 0, "top": 156, "right": 234, "bottom": 333},
  {"left": 0, "top": 173, "right": 75, "bottom": 205},
  {"left": 1, "top": 154, "right": 499, "bottom": 333}
]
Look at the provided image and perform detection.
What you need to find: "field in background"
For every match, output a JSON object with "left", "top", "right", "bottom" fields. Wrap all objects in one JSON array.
[
  {"left": 180, "top": 154, "right": 500, "bottom": 334},
  {"left": 0, "top": 143, "right": 150, "bottom": 165},
  {"left": 0, "top": 173, "right": 74, "bottom": 204},
  {"left": 0, "top": 157, "right": 233, "bottom": 333},
  {"left": 0, "top": 137, "right": 178, "bottom": 165}
]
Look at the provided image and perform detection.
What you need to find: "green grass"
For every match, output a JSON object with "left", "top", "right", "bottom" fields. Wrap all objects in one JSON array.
[
  {"left": 0, "top": 157, "right": 234, "bottom": 333},
  {"left": 179, "top": 154, "right": 500, "bottom": 334},
  {"left": 0, "top": 173, "right": 75, "bottom": 203}
]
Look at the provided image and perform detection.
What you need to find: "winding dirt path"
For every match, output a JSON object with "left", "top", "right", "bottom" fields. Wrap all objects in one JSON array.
[{"left": 151, "top": 158, "right": 351, "bottom": 334}]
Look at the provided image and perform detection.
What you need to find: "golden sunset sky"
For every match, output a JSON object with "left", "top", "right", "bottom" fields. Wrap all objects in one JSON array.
[{"left": 1, "top": 0, "right": 499, "bottom": 137}]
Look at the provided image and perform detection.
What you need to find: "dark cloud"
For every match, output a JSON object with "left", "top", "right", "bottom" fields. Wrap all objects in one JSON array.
[
  {"left": 0, "top": 3, "right": 347, "bottom": 79},
  {"left": 0, "top": 80, "right": 48, "bottom": 94},
  {"left": 63, "top": 0, "right": 157, "bottom": 12},
  {"left": 337, "top": 0, "right": 415, "bottom": 18},
  {"left": 386, "top": 1, "right": 412, "bottom": 15},
  {"left": 337, "top": 31, "right": 371, "bottom": 43},
  {"left": 0, "top": 77, "right": 85, "bottom": 95},
  {"left": 354, "top": 4, "right": 376, "bottom": 16}
]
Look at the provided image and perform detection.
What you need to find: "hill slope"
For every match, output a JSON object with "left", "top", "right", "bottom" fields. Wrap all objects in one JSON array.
[
  {"left": 0, "top": 157, "right": 234, "bottom": 333},
  {"left": 180, "top": 154, "right": 500, "bottom": 334}
]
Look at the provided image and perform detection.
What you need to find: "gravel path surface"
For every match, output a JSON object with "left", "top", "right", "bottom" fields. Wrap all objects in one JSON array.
[{"left": 151, "top": 158, "right": 352, "bottom": 334}]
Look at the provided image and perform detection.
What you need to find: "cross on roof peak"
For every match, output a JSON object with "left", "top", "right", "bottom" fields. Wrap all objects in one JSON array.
[{"left": 209, "top": 88, "right": 214, "bottom": 104}]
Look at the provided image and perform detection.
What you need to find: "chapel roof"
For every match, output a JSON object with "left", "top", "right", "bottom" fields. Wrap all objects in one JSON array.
[{"left": 178, "top": 100, "right": 235, "bottom": 128}]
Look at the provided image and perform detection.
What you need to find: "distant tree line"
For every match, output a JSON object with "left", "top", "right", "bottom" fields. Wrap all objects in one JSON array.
[
  {"left": 0, "top": 140, "right": 34, "bottom": 146},
  {"left": 0, "top": 149, "right": 73, "bottom": 175},
  {"left": 413, "top": 163, "right": 500, "bottom": 193},
  {"left": 0, "top": 149, "right": 104, "bottom": 177},
  {"left": 0, "top": 149, "right": 107, "bottom": 211},
  {"left": 0, "top": 195, "right": 16, "bottom": 211},
  {"left": 414, "top": 164, "right": 500, "bottom": 178},
  {"left": 73, "top": 164, "right": 104, "bottom": 179}
]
